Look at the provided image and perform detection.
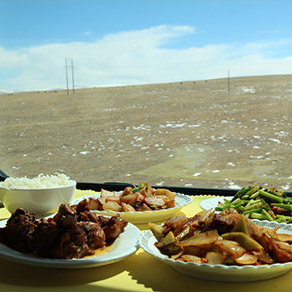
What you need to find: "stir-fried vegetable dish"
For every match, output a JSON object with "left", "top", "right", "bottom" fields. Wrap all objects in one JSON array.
[
  {"left": 216, "top": 186, "right": 292, "bottom": 223},
  {"left": 149, "top": 209, "right": 292, "bottom": 265},
  {"left": 79, "top": 183, "right": 176, "bottom": 212}
]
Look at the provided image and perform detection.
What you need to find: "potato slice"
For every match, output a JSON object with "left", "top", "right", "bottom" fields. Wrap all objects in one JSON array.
[
  {"left": 155, "top": 189, "right": 176, "bottom": 201},
  {"left": 215, "top": 239, "right": 246, "bottom": 258},
  {"left": 166, "top": 200, "right": 176, "bottom": 208},
  {"left": 136, "top": 193, "right": 145, "bottom": 202},
  {"left": 139, "top": 183, "right": 155, "bottom": 197},
  {"left": 215, "top": 239, "right": 240, "bottom": 247},
  {"left": 182, "top": 246, "right": 201, "bottom": 256},
  {"left": 101, "top": 200, "right": 122, "bottom": 212},
  {"left": 178, "top": 230, "right": 219, "bottom": 247},
  {"left": 159, "top": 231, "right": 176, "bottom": 246},
  {"left": 144, "top": 197, "right": 166, "bottom": 209},
  {"left": 137, "top": 203, "right": 152, "bottom": 211},
  {"left": 87, "top": 198, "right": 100, "bottom": 210},
  {"left": 105, "top": 196, "right": 121, "bottom": 203},
  {"left": 97, "top": 197, "right": 106, "bottom": 206},
  {"left": 257, "top": 253, "right": 274, "bottom": 264},
  {"left": 120, "top": 186, "right": 133, "bottom": 197},
  {"left": 171, "top": 251, "right": 184, "bottom": 260},
  {"left": 155, "top": 195, "right": 169, "bottom": 203},
  {"left": 235, "top": 253, "right": 258, "bottom": 265},
  {"left": 121, "top": 202, "right": 136, "bottom": 212},
  {"left": 205, "top": 252, "right": 225, "bottom": 264},
  {"left": 221, "top": 232, "right": 263, "bottom": 251},
  {"left": 100, "top": 188, "right": 121, "bottom": 199},
  {"left": 269, "top": 233, "right": 292, "bottom": 243},
  {"left": 276, "top": 241, "right": 292, "bottom": 254},
  {"left": 149, "top": 222, "right": 164, "bottom": 240},
  {"left": 120, "top": 193, "right": 138, "bottom": 206},
  {"left": 181, "top": 254, "right": 202, "bottom": 263}
]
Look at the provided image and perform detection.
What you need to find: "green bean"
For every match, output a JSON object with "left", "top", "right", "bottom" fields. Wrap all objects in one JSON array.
[
  {"left": 243, "top": 207, "right": 263, "bottom": 215},
  {"left": 258, "top": 189, "right": 283, "bottom": 203},
  {"left": 230, "top": 186, "right": 254, "bottom": 203},
  {"left": 261, "top": 209, "right": 273, "bottom": 221},
  {"left": 244, "top": 199, "right": 262, "bottom": 211},
  {"left": 215, "top": 206, "right": 224, "bottom": 211},
  {"left": 271, "top": 203, "right": 292, "bottom": 211},
  {"left": 276, "top": 215, "right": 292, "bottom": 223},
  {"left": 250, "top": 213, "right": 266, "bottom": 220},
  {"left": 243, "top": 199, "right": 256, "bottom": 210},
  {"left": 249, "top": 190, "right": 260, "bottom": 199},
  {"left": 246, "top": 186, "right": 260, "bottom": 197}
]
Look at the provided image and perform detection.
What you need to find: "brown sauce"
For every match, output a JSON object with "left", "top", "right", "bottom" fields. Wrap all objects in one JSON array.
[{"left": 85, "top": 244, "right": 112, "bottom": 258}]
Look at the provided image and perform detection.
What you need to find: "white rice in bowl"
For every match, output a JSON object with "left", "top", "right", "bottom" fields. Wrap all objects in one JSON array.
[{"left": 0, "top": 173, "right": 76, "bottom": 190}]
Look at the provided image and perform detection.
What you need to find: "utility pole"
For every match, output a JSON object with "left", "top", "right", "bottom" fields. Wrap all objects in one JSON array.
[
  {"left": 64, "top": 58, "right": 76, "bottom": 94},
  {"left": 71, "top": 59, "right": 75, "bottom": 94},
  {"left": 65, "top": 58, "right": 69, "bottom": 95},
  {"left": 227, "top": 69, "right": 230, "bottom": 93}
]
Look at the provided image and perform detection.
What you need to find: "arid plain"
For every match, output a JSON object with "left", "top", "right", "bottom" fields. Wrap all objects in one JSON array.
[{"left": 0, "top": 75, "right": 291, "bottom": 190}]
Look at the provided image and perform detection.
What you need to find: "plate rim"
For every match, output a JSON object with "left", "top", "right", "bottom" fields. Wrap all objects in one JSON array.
[{"left": 199, "top": 196, "right": 229, "bottom": 211}]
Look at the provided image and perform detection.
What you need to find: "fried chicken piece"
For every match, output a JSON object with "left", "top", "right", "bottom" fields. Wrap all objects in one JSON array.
[
  {"left": 0, "top": 208, "right": 37, "bottom": 253},
  {"left": 97, "top": 215, "right": 128, "bottom": 241}
]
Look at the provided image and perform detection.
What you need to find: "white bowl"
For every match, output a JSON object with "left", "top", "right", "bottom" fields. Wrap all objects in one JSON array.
[{"left": 0, "top": 182, "right": 76, "bottom": 214}]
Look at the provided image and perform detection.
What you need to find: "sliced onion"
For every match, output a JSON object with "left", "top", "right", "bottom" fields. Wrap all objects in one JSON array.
[
  {"left": 235, "top": 253, "right": 258, "bottom": 265},
  {"left": 178, "top": 230, "right": 219, "bottom": 247}
]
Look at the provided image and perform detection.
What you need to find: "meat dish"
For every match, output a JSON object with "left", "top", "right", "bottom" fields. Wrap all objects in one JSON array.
[
  {"left": 0, "top": 202, "right": 128, "bottom": 259},
  {"left": 149, "top": 209, "right": 292, "bottom": 265}
]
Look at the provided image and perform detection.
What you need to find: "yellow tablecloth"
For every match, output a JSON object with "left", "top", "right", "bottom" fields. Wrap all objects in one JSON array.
[{"left": 0, "top": 190, "right": 292, "bottom": 292}]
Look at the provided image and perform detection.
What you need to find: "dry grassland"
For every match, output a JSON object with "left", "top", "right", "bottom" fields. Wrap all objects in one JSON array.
[{"left": 0, "top": 74, "right": 291, "bottom": 190}]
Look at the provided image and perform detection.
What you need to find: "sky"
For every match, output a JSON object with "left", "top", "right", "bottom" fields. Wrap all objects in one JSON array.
[{"left": 0, "top": 0, "right": 292, "bottom": 92}]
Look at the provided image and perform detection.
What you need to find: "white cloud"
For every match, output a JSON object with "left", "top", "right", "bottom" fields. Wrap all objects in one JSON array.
[
  {"left": 82, "top": 31, "right": 92, "bottom": 36},
  {"left": 0, "top": 25, "right": 291, "bottom": 92}
]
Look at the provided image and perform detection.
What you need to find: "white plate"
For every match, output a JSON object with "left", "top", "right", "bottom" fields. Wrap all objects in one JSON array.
[
  {"left": 0, "top": 219, "right": 140, "bottom": 269},
  {"left": 199, "top": 196, "right": 229, "bottom": 211},
  {"left": 139, "top": 220, "right": 292, "bottom": 282},
  {"left": 72, "top": 192, "right": 193, "bottom": 224}
]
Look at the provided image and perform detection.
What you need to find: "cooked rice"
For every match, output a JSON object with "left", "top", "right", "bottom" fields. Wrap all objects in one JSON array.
[{"left": 0, "top": 173, "right": 75, "bottom": 189}]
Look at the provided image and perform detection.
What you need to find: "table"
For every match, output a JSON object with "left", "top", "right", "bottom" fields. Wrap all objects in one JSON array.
[{"left": 0, "top": 190, "right": 292, "bottom": 292}]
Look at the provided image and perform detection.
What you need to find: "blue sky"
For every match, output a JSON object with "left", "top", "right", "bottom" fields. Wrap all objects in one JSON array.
[{"left": 1, "top": 0, "right": 292, "bottom": 92}]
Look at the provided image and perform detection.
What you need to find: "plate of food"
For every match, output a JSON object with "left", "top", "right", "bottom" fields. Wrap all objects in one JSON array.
[
  {"left": 72, "top": 183, "right": 193, "bottom": 223},
  {"left": 200, "top": 186, "right": 292, "bottom": 223},
  {"left": 0, "top": 203, "right": 141, "bottom": 269},
  {"left": 139, "top": 209, "right": 292, "bottom": 282}
]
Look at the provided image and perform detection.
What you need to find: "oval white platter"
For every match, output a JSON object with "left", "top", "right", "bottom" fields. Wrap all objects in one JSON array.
[
  {"left": 72, "top": 192, "right": 193, "bottom": 224},
  {"left": 139, "top": 220, "right": 292, "bottom": 282},
  {"left": 0, "top": 219, "right": 140, "bottom": 269},
  {"left": 199, "top": 196, "right": 229, "bottom": 211}
]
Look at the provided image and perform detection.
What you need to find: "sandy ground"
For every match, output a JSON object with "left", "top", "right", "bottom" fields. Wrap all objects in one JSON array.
[{"left": 0, "top": 75, "right": 292, "bottom": 190}]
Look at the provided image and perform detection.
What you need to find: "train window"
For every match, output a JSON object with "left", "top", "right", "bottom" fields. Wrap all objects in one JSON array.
[{"left": 0, "top": 0, "right": 291, "bottom": 190}]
